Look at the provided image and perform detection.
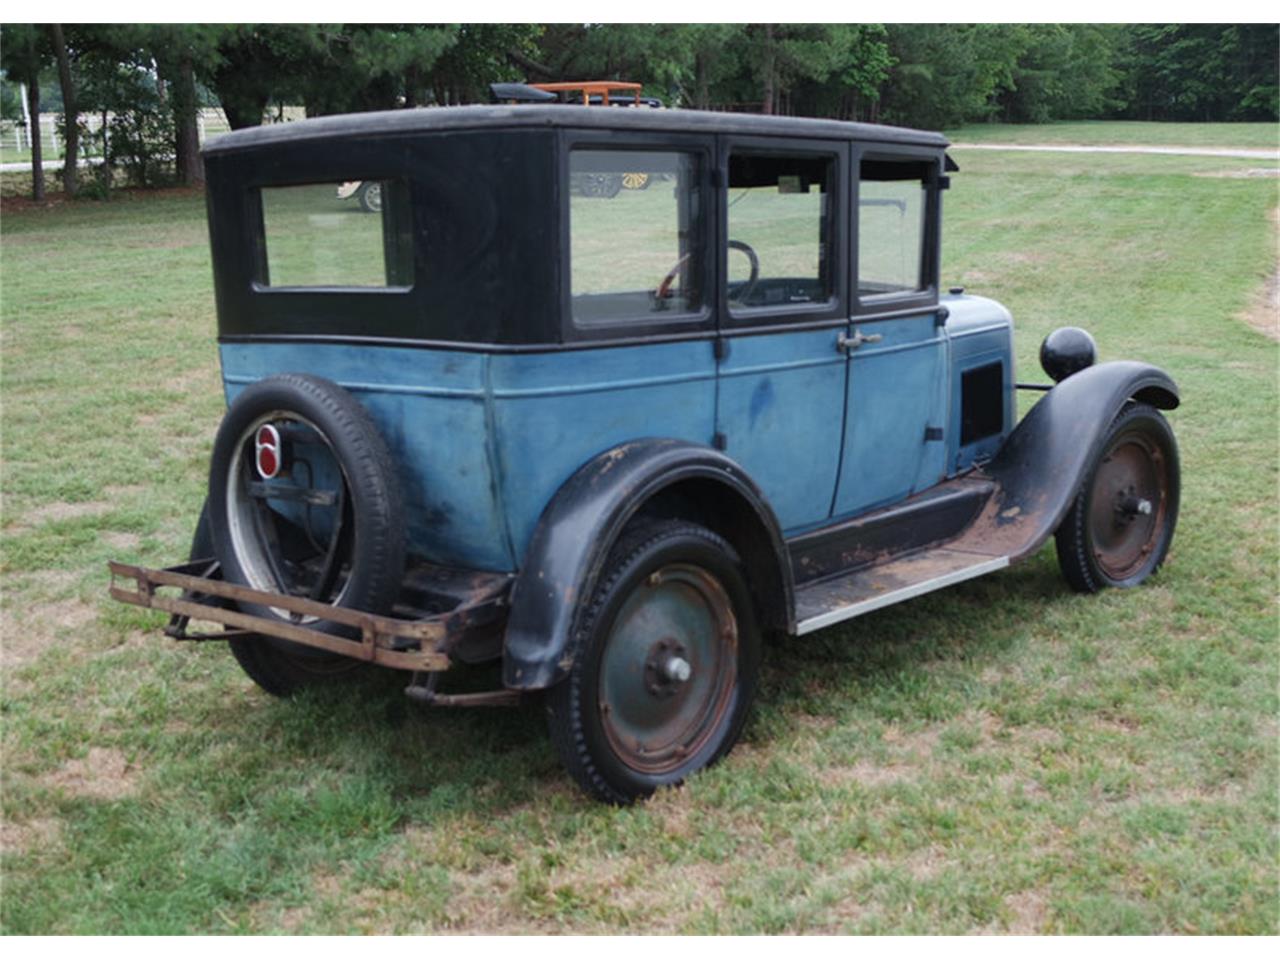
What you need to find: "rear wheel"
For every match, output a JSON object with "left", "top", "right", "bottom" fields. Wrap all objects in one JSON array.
[
  {"left": 1054, "top": 403, "right": 1179, "bottom": 593},
  {"left": 546, "top": 520, "right": 761, "bottom": 804},
  {"left": 207, "top": 374, "right": 405, "bottom": 695}
]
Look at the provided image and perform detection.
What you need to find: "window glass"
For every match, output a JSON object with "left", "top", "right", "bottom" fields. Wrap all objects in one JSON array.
[
  {"left": 858, "top": 161, "right": 928, "bottom": 298},
  {"left": 259, "top": 180, "right": 413, "bottom": 288},
  {"left": 726, "top": 153, "right": 833, "bottom": 309},
  {"left": 570, "top": 150, "right": 704, "bottom": 326}
]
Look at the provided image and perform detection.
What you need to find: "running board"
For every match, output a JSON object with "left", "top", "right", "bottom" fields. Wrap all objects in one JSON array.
[{"left": 794, "top": 548, "right": 1009, "bottom": 636}]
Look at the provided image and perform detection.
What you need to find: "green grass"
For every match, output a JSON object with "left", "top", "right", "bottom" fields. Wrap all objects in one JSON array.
[
  {"left": 946, "top": 120, "right": 1280, "bottom": 149},
  {"left": 2, "top": 137, "right": 1277, "bottom": 933}
]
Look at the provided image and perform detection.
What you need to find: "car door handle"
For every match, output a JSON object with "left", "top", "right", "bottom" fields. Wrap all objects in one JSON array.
[{"left": 836, "top": 330, "right": 883, "bottom": 353}]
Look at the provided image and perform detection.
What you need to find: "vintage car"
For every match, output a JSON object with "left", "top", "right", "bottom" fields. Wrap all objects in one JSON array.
[{"left": 109, "top": 102, "right": 1180, "bottom": 804}]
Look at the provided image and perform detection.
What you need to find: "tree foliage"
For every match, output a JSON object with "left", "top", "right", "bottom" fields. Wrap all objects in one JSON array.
[
  {"left": 1118, "top": 24, "right": 1278, "bottom": 122},
  {"left": 1, "top": 22, "right": 1275, "bottom": 200},
  {"left": 0, "top": 24, "right": 50, "bottom": 199}
]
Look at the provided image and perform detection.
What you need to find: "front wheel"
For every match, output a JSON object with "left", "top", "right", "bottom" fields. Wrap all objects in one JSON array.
[
  {"left": 546, "top": 520, "right": 761, "bottom": 804},
  {"left": 1054, "top": 402, "right": 1180, "bottom": 593}
]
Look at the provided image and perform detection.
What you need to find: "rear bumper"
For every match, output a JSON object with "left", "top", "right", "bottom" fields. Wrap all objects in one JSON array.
[{"left": 108, "top": 558, "right": 512, "bottom": 673}]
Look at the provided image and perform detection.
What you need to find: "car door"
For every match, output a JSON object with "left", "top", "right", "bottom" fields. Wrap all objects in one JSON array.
[
  {"left": 832, "top": 149, "right": 949, "bottom": 518},
  {"left": 713, "top": 140, "right": 850, "bottom": 533}
]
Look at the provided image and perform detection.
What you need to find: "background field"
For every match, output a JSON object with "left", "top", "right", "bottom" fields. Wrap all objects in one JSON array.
[
  {"left": 946, "top": 120, "right": 1280, "bottom": 149},
  {"left": 1, "top": 127, "right": 1277, "bottom": 933}
]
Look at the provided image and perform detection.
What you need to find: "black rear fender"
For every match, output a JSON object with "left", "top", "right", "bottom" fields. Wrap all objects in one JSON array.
[{"left": 502, "top": 440, "right": 791, "bottom": 690}]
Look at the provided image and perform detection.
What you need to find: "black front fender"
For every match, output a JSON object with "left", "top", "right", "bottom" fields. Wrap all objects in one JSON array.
[
  {"left": 502, "top": 439, "right": 790, "bottom": 690},
  {"left": 982, "top": 360, "right": 1179, "bottom": 561}
]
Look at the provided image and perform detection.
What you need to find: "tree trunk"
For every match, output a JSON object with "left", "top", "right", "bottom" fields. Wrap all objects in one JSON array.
[
  {"left": 49, "top": 24, "right": 78, "bottom": 196},
  {"left": 694, "top": 51, "right": 710, "bottom": 109},
  {"left": 172, "top": 55, "right": 203, "bottom": 185},
  {"left": 213, "top": 62, "right": 269, "bottom": 130},
  {"left": 760, "top": 24, "right": 776, "bottom": 115},
  {"left": 404, "top": 64, "right": 420, "bottom": 108},
  {"left": 26, "top": 79, "right": 44, "bottom": 202}
]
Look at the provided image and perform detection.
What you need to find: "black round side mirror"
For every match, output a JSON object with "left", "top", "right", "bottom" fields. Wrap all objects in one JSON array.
[{"left": 1040, "top": 327, "right": 1097, "bottom": 383}]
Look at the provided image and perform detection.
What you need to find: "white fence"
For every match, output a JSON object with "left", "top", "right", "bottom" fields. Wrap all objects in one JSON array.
[{"left": 1, "top": 106, "right": 304, "bottom": 158}]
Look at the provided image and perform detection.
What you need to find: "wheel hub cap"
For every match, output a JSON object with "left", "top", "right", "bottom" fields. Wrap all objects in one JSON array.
[
  {"left": 598, "top": 564, "right": 737, "bottom": 775},
  {"left": 1088, "top": 436, "right": 1166, "bottom": 580}
]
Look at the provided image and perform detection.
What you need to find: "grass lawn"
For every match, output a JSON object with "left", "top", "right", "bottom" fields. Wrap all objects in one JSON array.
[
  {"left": 946, "top": 120, "right": 1280, "bottom": 150},
  {"left": 1, "top": 140, "right": 1277, "bottom": 933}
]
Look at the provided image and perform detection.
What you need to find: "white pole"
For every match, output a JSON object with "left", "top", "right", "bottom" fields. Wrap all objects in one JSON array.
[
  {"left": 19, "top": 82, "right": 31, "bottom": 146},
  {"left": 197, "top": 113, "right": 205, "bottom": 145}
]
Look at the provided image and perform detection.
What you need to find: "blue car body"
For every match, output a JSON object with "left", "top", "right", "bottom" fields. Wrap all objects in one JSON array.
[{"left": 218, "top": 293, "right": 1013, "bottom": 572}]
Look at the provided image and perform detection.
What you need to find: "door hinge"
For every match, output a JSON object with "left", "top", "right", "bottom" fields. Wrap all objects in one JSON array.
[
  {"left": 924, "top": 426, "right": 944, "bottom": 442},
  {"left": 713, "top": 336, "right": 730, "bottom": 361},
  {"left": 712, "top": 431, "right": 727, "bottom": 451}
]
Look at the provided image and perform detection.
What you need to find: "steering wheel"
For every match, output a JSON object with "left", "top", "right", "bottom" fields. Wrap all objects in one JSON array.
[{"left": 728, "top": 240, "right": 760, "bottom": 305}]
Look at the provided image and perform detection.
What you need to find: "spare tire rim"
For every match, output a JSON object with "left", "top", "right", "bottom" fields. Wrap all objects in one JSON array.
[{"left": 225, "top": 410, "right": 356, "bottom": 621}]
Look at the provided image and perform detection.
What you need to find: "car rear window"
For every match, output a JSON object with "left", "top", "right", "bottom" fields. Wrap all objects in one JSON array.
[{"left": 257, "top": 179, "right": 413, "bottom": 289}]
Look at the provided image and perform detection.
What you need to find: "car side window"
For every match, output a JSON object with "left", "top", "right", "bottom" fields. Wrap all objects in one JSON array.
[
  {"left": 726, "top": 152, "right": 834, "bottom": 311},
  {"left": 569, "top": 149, "right": 705, "bottom": 327},
  {"left": 857, "top": 159, "right": 929, "bottom": 300}
]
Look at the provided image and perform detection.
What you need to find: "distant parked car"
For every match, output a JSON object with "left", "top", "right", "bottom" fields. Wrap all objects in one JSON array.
[{"left": 336, "top": 180, "right": 381, "bottom": 213}]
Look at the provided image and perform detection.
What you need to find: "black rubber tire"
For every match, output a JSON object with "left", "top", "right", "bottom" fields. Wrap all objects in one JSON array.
[
  {"left": 207, "top": 374, "right": 405, "bottom": 696},
  {"left": 355, "top": 181, "right": 382, "bottom": 214},
  {"left": 186, "top": 500, "right": 320, "bottom": 696},
  {"left": 1054, "top": 402, "right": 1180, "bottom": 594},
  {"left": 546, "top": 519, "right": 761, "bottom": 804}
]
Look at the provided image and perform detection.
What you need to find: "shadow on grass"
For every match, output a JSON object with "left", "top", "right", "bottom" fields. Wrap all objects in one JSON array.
[
  {"left": 187, "top": 553, "right": 1076, "bottom": 820},
  {"left": 753, "top": 556, "right": 1073, "bottom": 729}
]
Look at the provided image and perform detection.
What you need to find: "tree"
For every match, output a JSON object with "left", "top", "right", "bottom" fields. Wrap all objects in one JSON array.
[
  {"left": 776, "top": 24, "right": 895, "bottom": 120},
  {"left": 0, "top": 24, "right": 49, "bottom": 200},
  {"left": 996, "top": 25, "right": 1122, "bottom": 123},
  {"left": 425, "top": 24, "right": 541, "bottom": 105},
  {"left": 48, "top": 24, "right": 79, "bottom": 194},
  {"left": 879, "top": 24, "right": 1024, "bottom": 128},
  {"left": 136, "top": 25, "right": 223, "bottom": 184},
  {"left": 1116, "top": 24, "right": 1278, "bottom": 122},
  {"left": 302, "top": 24, "right": 456, "bottom": 116},
  {"left": 673, "top": 25, "right": 747, "bottom": 109},
  {"left": 209, "top": 25, "right": 327, "bottom": 129}
]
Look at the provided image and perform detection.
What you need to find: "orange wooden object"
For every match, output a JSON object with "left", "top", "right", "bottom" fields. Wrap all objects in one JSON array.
[{"left": 529, "top": 81, "right": 644, "bottom": 105}]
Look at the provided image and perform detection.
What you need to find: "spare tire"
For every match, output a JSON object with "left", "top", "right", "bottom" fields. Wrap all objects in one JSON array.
[{"left": 207, "top": 374, "right": 406, "bottom": 678}]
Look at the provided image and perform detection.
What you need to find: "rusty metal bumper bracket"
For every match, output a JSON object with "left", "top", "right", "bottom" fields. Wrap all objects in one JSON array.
[{"left": 108, "top": 559, "right": 509, "bottom": 673}]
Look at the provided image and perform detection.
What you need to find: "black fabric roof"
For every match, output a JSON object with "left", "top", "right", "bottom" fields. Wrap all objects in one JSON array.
[{"left": 203, "top": 104, "right": 949, "bottom": 156}]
